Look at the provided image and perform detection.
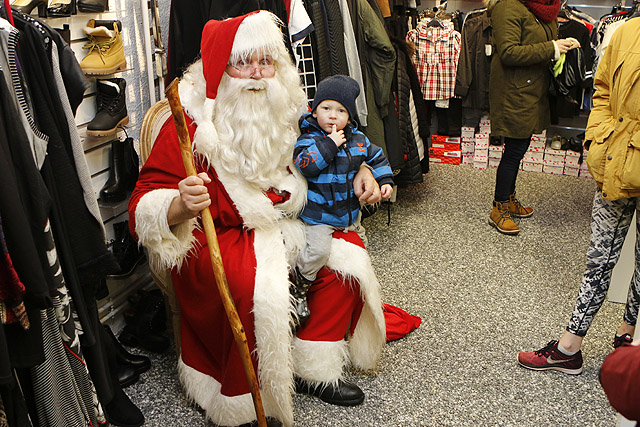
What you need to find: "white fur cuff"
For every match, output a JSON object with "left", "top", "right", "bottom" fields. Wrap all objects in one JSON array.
[
  {"left": 292, "top": 338, "right": 349, "bottom": 385},
  {"left": 134, "top": 188, "right": 197, "bottom": 271}
]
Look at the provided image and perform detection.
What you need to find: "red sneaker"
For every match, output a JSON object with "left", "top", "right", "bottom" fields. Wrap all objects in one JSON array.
[{"left": 517, "top": 340, "right": 583, "bottom": 375}]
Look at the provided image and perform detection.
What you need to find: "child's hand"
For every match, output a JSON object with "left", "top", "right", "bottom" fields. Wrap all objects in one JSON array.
[
  {"left": 329, "top": 124, "right": 346, "bottom": 147},
  {"left": 380, "top": 184, "right": 393, "bottom": 199}
]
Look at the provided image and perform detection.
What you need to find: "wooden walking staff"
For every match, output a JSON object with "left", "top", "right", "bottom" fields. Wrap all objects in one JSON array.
[{"left": 164, "top": 78, "right": 267, "bottom": 427}]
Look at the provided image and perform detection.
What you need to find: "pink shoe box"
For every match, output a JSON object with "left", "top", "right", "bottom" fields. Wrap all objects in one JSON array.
[
  {"left": 479, "top": 126, "right": 491, "bottom": 134},
  {"left": 462, "top": 135, "right": 475, "bottom": 143},
  {"left": 544, "top": 152, "right": 566, "bottom": 163},
  {"left": 475, "top": 132, "right": 490, "bottom": 140},
  {"left": 461, "top": 126, "right": 475, "bottom": 140},
  {"left": 522, "top": 161, "right": 543, "bottom": 173},
  {"left": 489, "top": 150, "right": 503, "bottom": 160},
  {"left": 479, "top": 118, "right": 491, "bottom": 128},
  {"left": 564, "top": 155, "right": 580, "bottom": 167},
  {"left": 462, "top": 153, "right": 474, "bottom": 165},
  {"left": 523, "top": 151, "right": 544, "bottom": 163},
  {"left": 543, "top": 164, "right": 564, "bottom": 175},
  {"left": 564, "top": 165, "right": 579, "bottom": 176},
  {"left": 565, "top": 149, "right": 580, "bottom": 159},
  {"left": 528, "top": 140, "right": 546, "bottom": 151},
  {"left": 473, "top": 149, "right": 488, "bottom": 162},
  {"left": 473, "top": 159, "right": 488, "bottom": 170},
  {"left": 461, "top": 141, "right": 475, "bottom": 153},
  {"left": 489, "top": 144, "right": 504, "bottom": 152},
  {"left": 488, "top": 157, "right": 501, "bottom": 168},
  {"left": 532, "top": 130, "right": 547, "bottom": 140},
  {"left": 543, "top": 157, "right": 565, "bottom": 167},
  {"left": 544, "top": 146, "right": 567, "bottom": 157}
]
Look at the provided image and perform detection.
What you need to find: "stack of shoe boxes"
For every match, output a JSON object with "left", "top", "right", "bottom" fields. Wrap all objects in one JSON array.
[
  {"left": 564, "top": 149, "right": 581, "bottom": 176},
  {"left": 473, "top": 132, "right": 489, "bottom": 169},
  {"left": 488, "top": 144, "right": 503, "bottom": 168},
  {"left": 429, "top": 135, "right": 462, "bottom": 164},
  {"left": 521, "top": 132, "right": 546, "bottom": 173},
  {"left": 461, "top": 126, "right": 475, "bottom": 165},
  {"left": 543, "top": 143, "right": 566, "bottom": 175}
]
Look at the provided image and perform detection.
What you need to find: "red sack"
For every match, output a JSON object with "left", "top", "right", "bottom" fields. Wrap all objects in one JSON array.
[{"left": 383, "top": 303, "right": 421, "bottom": 342}]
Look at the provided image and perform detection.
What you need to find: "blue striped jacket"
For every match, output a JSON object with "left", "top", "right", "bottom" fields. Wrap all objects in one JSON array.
[{"left": 293, "top": 113, "right": 394, "bottom": 227}]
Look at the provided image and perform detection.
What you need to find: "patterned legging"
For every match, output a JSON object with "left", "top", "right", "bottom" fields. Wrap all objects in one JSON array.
[{"left": 567, "top": 189, "right": 640, "bottom": 336}]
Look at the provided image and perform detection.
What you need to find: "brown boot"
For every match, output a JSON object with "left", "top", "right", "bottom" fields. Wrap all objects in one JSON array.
[
  {"left": 489, "top": 201, "right": 520, "bottom": 235},
  {"left": 509, "top": 194, "right": 533, "bottom": 218}
]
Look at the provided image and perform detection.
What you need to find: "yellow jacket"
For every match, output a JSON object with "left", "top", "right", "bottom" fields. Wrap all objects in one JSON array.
[{"left": 586, "top": 18, "right": 640, "bottom": 200}]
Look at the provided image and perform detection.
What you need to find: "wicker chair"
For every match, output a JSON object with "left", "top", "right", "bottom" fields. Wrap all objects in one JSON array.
[{"left": 138, "top": 98, "right": 181, "bottom": 354}]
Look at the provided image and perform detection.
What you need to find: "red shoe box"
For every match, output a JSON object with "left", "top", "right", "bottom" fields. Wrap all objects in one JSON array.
[
  {"left": 430, "top": 155, "right": 462, "bottom": 165},
  {"left": 432, "top": 134, "right": 461, "bottom": 144}
]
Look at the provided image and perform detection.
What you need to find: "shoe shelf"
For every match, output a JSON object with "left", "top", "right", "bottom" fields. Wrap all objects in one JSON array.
[{"left": 98, "top": 262, "right": 156, "bottom": 331}]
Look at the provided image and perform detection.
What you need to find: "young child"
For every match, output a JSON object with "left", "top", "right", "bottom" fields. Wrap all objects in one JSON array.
[{"left": 292, "top": 75, "right": 394, "bottom": 324}]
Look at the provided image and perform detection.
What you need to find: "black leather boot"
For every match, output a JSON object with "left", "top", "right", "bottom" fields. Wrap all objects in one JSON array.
[
  {"left": 47, "top": 0, "right": 77, "bottom": 17},
  {"left": 87, "top": 78, "right": 129, "bottom": 137},
  {"left": 107, "top": 220, "right": 144, "bottom": 278},
  {"left": 99, "top": 137, "right": 139, "bottom": 203},
  {"left": 104, "top": 324, "right": 151, "bottom": 375},
  {"left": 78, "top": 0, "right": 108, "bottom": 12},
  {"left": 294, "top": 377, "right": 365, "bottom": 406},
  {"left": 119, "top": 290, "right": 170, "bottom": 353}
]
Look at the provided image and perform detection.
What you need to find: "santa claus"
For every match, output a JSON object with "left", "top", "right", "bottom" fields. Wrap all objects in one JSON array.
[{"left": 129, "top": 11, "right": 385, "bottom": 427}]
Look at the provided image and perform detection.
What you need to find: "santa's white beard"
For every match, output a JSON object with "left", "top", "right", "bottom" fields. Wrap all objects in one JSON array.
[{"left": 210, "top": 73, "right": 304, "bottom": 189}]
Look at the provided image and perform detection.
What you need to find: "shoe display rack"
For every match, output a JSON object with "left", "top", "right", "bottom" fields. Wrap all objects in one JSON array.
[{"left": 20, "top": 0, "right": 167, "bottom": 331}]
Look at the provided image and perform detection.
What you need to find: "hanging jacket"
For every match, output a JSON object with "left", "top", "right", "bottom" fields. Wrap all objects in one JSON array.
[
  {"left": 585, "top": 18, "right": 640, "bottom": 200},
  {"left": 294, "top": 113, "right": 394, "bottom": 227}
]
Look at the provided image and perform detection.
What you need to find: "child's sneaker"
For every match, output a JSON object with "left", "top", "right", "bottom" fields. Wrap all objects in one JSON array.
[{"left": 517, "top": 340, "right": 583, "bottom": 375}]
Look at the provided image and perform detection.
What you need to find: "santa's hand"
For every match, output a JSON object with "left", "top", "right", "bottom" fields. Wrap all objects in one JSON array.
[
  {"left": 354, "top": 165, "right": 381, "bottom": 204},
  {"left": 168, "top": 172, "right": 212, "bottom": 226},
  {"left": 329, "top": 124, "right": 346, "bottom": 147}
]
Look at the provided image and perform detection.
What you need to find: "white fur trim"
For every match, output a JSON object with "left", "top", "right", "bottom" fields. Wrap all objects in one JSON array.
[
  {"left": 178, "top": 357, "right": 289, "bottom": 426},
  {"left": 252, "top": 228, "right": 296, "bottom": 426},
  {"left": 232, "top": 12, "right": 287, "bottom": 59},
  {"left": 326, "top": 239, "right": 385, "bottom": 370},
  {"left": 292, "top": 338, "right": 349, "bottom": 385},
  {"left": 134, "top": 189, "right": 197, "bottom": 271}
]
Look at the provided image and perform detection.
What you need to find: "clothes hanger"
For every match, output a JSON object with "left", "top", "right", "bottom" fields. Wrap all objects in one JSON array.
[{"left": 1, "top": 0, "right": 15, "bottom": 26}]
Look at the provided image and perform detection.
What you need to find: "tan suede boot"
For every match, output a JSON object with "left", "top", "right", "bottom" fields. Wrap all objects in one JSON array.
[
  {"left": 509, "top": 194, "right": 533, "bottom": 218},
  {"left": 489, "top": 201, "right": 520, "bottom": 235},
  {"left": 80, "top": 20, "right": 126, "bottom": 75}
]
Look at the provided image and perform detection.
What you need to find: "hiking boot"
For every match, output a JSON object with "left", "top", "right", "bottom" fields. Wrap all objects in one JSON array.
[
  {"left": 87, "top": 78, "right": 129, "bottom": 136},
  {"left": 508, "top": 194, "right": 533, "bottom": 218},
  {"left": 613, "top": 333, "right": 633, "bottom": 348},
  {"left": 517, "top": 340, "right": 583, "bottom": 375},
  {"left": 489, "top": 201, "right": 519, "bottom": 235},
  {"left": 80, "top": 19, "right": 126, "bottom": 75}
]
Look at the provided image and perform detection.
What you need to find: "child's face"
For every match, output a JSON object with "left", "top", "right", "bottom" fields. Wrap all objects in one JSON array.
[{"left": 312, "top": 99, "right": 350, "bottom": 134}]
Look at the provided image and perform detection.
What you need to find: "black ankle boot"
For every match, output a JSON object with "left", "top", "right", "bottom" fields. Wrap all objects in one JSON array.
[
  {"left": 104, "top": 325, "right": 151, "bottom": 375},
  {"left": 107, "top": 220, "right": 145, "bottom": 278},
  {"left": 77, "top": 0, "right": 108, "bottom": 12},
  {"left": 99, "top": 137, "right": 139, "bottom": 203},
  {"left": 47, "top": 0, "right": 77, "bottom": 17},
  {"left": 119, "top": 290, "right": 170, "bottom": 353},
  {"left": 294, "top": 377, "right": 365, "bottom": 406},
  {"left": 87, "top": 78, "right": 129, "bottom": 137},
  {"left": 104, "top": 386, "right": 144, "bottom": 427}
]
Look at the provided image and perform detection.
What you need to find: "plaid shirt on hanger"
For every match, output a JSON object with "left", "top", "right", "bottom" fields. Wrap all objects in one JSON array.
[{"left": 409, "top": 21, "right": 461, "bottom": 100}]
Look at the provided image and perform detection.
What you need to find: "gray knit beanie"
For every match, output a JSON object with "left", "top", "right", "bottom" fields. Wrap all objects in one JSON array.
[{"left": 311, "top": 75, "right": 360, "bottom": 123}]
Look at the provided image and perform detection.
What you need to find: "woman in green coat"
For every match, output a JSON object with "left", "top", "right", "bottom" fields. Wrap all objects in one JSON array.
[{"left": 485, "top": 0, "right": 579, "bottom": 235}]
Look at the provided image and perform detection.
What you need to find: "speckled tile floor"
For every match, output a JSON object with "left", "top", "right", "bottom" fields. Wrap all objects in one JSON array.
[{"left": 124, "top": 164, "right": 623, "bottom": 426}]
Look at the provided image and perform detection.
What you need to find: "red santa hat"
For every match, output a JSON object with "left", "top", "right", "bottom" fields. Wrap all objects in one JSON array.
[{"left": 201, "top": 10, "right": 287, "bottom": 99}]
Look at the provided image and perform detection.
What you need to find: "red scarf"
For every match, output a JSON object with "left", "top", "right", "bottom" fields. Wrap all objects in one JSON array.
[{"left": 521, "top": 0, "right": 561, "bottom": 23}]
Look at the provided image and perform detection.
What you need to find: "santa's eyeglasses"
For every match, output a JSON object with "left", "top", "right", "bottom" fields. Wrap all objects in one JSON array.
[{"left": 227, "top": 56, "right": 275, "bottom": 77}]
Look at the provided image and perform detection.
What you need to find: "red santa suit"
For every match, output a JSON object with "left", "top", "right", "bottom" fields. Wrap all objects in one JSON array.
[{"left": 128, "top": 12, "right": 385, "bottom": 427}]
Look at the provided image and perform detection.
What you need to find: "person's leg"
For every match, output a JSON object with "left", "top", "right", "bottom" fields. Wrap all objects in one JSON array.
[
  {"left": 298, "top": 224, "right": 334, "bottom": 281},
  {"left": 618, "top": 197, "right": 640, "bottom": 339},
  {"left": 494, "top": 136, "right": 530, "bottom": 202},
  {"left": 489, "top": 136, "right": 531, "bottom": 234},
  {"left": 561, "top": 191, "right": 637, "bottom": 351}
]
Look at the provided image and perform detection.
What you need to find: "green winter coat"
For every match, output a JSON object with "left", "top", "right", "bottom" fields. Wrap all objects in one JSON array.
[
  {"left": 586, "top": 18, "right": 640, "bottom": 200},
  {"left": 486, "top": 0, "right": 558, "bottom": 138}
]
